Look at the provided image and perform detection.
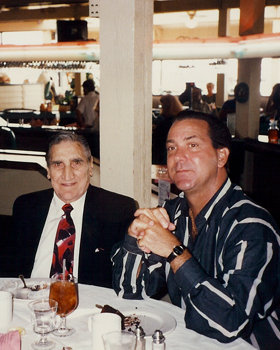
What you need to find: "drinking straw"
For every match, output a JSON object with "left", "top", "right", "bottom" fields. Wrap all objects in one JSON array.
[{"left": 62, "top": 259, "right": 66, "bottom": 280}]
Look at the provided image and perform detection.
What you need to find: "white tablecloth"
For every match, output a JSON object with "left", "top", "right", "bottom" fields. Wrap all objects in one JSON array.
[{"left": 6, "top": 281, "right": 255, "bottom": 350}]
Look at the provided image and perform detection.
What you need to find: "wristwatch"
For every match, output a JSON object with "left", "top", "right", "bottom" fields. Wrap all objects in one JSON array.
[{"left": 166, "top": 244, "right": 186, "bottom": 263}]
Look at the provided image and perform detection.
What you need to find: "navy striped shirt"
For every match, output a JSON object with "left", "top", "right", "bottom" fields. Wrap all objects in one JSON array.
[{"left": 112, "top": 179, "right": 280, "bottom": 349}]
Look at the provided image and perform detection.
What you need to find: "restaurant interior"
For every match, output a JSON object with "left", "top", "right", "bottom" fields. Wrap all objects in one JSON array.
[
  {"left": 1, "top": 0, "right": 280, "bottom": 230},
  {"left": 1, "top": 1, "right": 280, "bottom": 349}
]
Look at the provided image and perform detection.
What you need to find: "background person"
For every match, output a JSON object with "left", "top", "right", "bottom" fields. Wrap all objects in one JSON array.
[
  {"left": 152, "top": 94, "right": 183, "bottom": 164},
  {"left": 202, "top": 82, "right": 217, "bottom": 115},
  {"left": 191, "top": 86, "right": 203, "bottom": 112},
  {"left": 2, "top": 132, "right": 137, "bottom": 287},
  {"left": 112, "top": 111, "right": 280, "bottom": 350},
  {"left": 265, "top": 83, "right": 280, "bottom": 120},
  {"left": 219, "top": 85, "right": 237, "bottom": 122},
  {"left": 76, "top": 79, "right": 99, "bottom": 130},
  {"left": 178, "top": 82, "right": 194, "bottom": 107},
  {"left": 37, "top": 72, "right": 57, "bottom": 102}
]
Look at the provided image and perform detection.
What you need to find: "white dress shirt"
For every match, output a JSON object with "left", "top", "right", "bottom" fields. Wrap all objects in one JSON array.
[
  {"left": 76, "top": 91, "right": 99, "bottom": 128},
  {"left": 31, "top": 192, "right": 86, "bottom": 279}
]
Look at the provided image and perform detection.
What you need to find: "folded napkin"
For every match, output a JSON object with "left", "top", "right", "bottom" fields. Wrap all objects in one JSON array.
[{"left": 0, "top": 330, "right": 21, "bottom": 350}]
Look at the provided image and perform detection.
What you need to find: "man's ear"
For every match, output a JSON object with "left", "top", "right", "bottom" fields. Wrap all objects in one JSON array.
[
  {"left": 217, "top": 147, "right": 230, "bottom": 168},
  {"left": 47, "top": 169, "right": 51, "bottom": 180},
  {"left": 89, "top": 156, "right": 94, "bottom": 177}
]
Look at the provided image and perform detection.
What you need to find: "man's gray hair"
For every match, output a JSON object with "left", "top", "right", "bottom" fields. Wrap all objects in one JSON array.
[{"left": 45, "top": 132, "right": 92, "bottom": 166}]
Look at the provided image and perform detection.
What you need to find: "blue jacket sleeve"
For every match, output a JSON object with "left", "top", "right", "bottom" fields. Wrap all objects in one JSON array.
[{"left": 111, "top": 234, "right": 167, "bottom": 299}]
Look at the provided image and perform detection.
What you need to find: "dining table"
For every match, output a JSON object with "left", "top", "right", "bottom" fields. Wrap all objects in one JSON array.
[{"left": 0, "top": 278, "right": 256, "bottom": 350}]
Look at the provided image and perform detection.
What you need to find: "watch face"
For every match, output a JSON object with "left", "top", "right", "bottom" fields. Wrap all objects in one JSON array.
[
  {"left": 174, "top": 245, "right": 184, "bottom": 256},
  {"left": 235, "top": 82, "right": 249, "bottom": 103}
]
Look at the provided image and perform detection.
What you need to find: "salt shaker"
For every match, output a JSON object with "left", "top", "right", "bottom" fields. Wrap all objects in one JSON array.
[
  {"left": 135, "top": 325, "right": 146, "bottom": 350},
  {"left": 152, "top": 329, "right": 166, "bottom": 350}
]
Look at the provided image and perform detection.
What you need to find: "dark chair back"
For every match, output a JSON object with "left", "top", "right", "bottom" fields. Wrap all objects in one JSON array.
[{"left": 0, "top": 126, "right": 16, "bottom": 149}]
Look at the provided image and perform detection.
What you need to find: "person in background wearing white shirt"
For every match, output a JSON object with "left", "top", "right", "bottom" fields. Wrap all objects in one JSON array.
[
  {"left": 2, "top": 132, "right": 137, "bottom": 287},
  {"left": 76, "top": 79, "right": 99, "bottom": 130}
]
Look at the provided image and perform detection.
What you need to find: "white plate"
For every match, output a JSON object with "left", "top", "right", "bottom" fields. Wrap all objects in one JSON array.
[
  {"left": 120, "top": 308, "right": 176, "bottom": 337},
  {"left": 0, "top": 278, "right": 50, "bottom": 300}
]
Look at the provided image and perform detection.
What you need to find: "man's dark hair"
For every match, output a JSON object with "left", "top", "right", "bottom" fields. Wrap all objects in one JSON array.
[
  {"left": 46, "top": 132, "right": 92, "bottom": 166},
  {"left": 82, "top": 79, "right": 95, "bottom": 92},
  {"left": 174, "top": 110, "right": 232, "bottom": 151}
]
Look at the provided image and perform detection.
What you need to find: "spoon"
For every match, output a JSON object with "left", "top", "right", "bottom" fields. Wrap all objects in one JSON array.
[
  {"left": 18, "top": 275, "right": 44, "bottom": 291},
  {"left": 18, "top": 274, "right": 29, "bottom": 289}
]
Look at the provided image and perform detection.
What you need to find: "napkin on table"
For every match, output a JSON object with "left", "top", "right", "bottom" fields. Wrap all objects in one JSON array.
[{"left": 0, "top": 330, "right": 21, "bottom": 350}]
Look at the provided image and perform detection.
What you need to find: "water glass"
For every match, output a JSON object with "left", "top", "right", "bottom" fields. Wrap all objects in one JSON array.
[
  {"left": 102, "top": 331, "right": 136, "bottom": 350},
  {"left": 29, "top": 298, "right": 58, "bottom": 350},
  {"left": 88, "top": 313, "right": 122, "bottom": 350}
]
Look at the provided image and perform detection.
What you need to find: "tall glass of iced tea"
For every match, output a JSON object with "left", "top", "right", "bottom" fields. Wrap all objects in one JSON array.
[{"left": 49, "top": 273, "right": 78, "bottom": 336}]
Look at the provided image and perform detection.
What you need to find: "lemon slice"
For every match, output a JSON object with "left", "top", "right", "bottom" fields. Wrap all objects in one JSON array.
[{"left": 9, "top": 327, "right": 26, "bottom": 335}]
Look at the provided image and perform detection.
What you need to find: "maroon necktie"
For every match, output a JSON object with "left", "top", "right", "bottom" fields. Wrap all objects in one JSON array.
[{"left": 50, "top": 204, "right": 76, "bottom": 277}]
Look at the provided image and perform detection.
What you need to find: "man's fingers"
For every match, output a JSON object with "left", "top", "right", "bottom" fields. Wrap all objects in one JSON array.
[
  {"left": 168, "top": 222, "right": 176, "bottom": 231},
  {"left": 138, "top": 214, "right": 155, "bottom": 226},
  {"left": 137, "top": 238, "right": 151, "bottom": 254},
  {"left": 134, "top": 207, "right": 176, "bottom": 231},
  {"left": 158, "top": 207, "right": 170, "bottom": 220},
  {"left": 134, "top": 208, "right": 151, "bottom": 217},
  {"left": 128, "top": 219, "right": 148, "bottom": 238},
  {"left": 152, "top": 207, "right": 170, "bottom": 229}
]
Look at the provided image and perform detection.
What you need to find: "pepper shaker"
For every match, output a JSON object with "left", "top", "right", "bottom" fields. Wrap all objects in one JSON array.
[
  {"left": 152, "top": 329, "right": 166, "bottom": 350},
  {"left": 135, "top": 325, "right": 146, "bottom": 350}
]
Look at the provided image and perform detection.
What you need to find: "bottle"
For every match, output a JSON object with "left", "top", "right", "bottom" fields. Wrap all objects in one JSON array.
[
  {"left": 135, "top": 325, "right": 146, "bottom": 350},
  {"left": 268, "top": 118, "right": 279, "bottom": 144},
  {"left": 152, "top": 329, "right": 165, "bottom": 350},
  {"left": 47, "top": 101, "right": 52, "bottom": 112}
]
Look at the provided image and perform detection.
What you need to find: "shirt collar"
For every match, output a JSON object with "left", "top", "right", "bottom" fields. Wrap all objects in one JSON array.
[
  {"left": 195, "top": 177, "right": 232, "bottom": 224},
  {"left": 53, "top": 191, "right": 87, "bottom": 213},
  {"left": 178, "top": 177, "right": 232, "bottom": 224}
]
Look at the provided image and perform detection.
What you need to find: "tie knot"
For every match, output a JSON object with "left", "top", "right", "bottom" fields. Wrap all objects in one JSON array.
[{"left": 62, "top": 204, "right": 73, "bottom": 214}]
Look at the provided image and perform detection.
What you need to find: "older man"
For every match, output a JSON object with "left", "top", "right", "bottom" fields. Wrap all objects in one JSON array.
[
  {"left": 6, "top": 132, "right": 136, "bottom": 287},
  {"left": 112, "top": 110, "right": 280, "bottom": 349}
]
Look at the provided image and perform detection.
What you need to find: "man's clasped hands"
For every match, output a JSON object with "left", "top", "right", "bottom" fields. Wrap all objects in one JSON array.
[{"left": 128, "top": 207, "right": 179, "bottom": 257}]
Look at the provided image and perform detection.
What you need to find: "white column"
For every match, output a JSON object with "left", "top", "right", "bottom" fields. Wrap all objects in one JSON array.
[
  {"left": 216, "top": 73, "right": 226, "bottom": 109},
  {"left": 218, "top": 7, "right": 230, "bottom": 37},
  {"left": 236, "top": 58, "right": 262, "bottom": 138},
  {"left": 99, "top": 0, "right": 153, "bottom": 207},
  {"left": 217, "top": 8, "right": 230, "bottom": 107},
  {"left": 236, "top": 0, "right": 265, "bottom": 139}
]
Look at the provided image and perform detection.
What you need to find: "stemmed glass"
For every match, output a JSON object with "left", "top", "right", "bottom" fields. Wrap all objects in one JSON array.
[
  {"left": 29, "top": 298, "right": 58, "bottom": 350},
  {"left": 49, "top": 273, "right": 78, "bottom": 337}
]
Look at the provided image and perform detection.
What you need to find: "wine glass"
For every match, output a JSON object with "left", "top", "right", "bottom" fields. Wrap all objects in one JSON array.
[
  {"left": 49, "top": 273, "right": 78, "bottom": 337},
  {"left": 29, "top": 298, "right": 58, "bottom": 350}
]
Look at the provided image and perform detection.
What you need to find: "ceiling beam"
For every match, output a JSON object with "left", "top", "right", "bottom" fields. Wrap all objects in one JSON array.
[
  {"left": 1, "top": 0, "right": 280, "bottom": 22},
  {"left": 0, "top": 0, "right": 87, "bottom": 8},
  {"left": 154, "top": 0, "right": 280, "bottom": 12},
  {"left": 0, "top": 1, "right": 235, "bottom": 22},
  {"left": 154, "top": 0, "right": 240, "bottom": 13},
  {"left": 0, "top": 5, "right": 89, "bottom": 21}
]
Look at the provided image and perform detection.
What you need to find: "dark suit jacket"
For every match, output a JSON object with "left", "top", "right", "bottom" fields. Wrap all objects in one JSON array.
[{"left": 4, "top": 185, "right": 137, "bottom": 288}]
